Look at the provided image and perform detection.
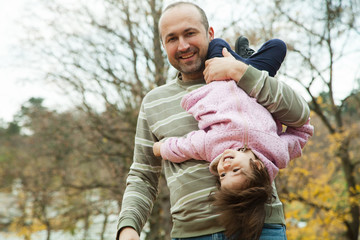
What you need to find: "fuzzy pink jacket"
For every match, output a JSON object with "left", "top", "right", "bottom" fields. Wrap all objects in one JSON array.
[{"left": 160, "top": 80, "right": 314, "bottom": 181}]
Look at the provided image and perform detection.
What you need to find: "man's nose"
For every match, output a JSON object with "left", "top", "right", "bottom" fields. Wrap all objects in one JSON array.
[{"left": 178, "top": 37, "right": 190, "bottom": 51}]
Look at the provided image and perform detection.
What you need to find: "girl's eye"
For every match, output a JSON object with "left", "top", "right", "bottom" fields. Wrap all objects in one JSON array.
[
  {"left": 220, "top": 173, "right": 226, "bottom": 177},
  {"left": 233, "top": 168, "right": 240, "bottom": 173}
]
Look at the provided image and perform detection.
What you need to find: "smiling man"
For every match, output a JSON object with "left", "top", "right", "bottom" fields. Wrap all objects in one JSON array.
[
  {"left": 116, "top": 2, "right": 310, "bottom": 240},
  {"left": 159, "top": 4, "right": 213, "bottom": 81}
]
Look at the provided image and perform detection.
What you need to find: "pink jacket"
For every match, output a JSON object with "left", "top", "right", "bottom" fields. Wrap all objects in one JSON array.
[{"left": 160, "top": 80, "right": 313, "bottom": 181}]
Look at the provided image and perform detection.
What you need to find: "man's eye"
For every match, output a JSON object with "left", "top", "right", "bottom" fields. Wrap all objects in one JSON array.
[
  {"left": 233, "top": 168, "right": 240, "bottom": 173},
  {"left": 167, "top": 37, "right": 176, "bottom": 42},
  {"left": 220, "top": 173, "right": 226, "bottom": 177}
]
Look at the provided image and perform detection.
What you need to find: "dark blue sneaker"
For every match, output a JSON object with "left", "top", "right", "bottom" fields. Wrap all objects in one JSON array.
[{"left": 235, "top": 36, "right": 255, "bottom": 58}]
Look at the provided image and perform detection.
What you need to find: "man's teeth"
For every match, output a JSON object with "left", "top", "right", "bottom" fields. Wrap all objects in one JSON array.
[{"left": 181, "top": 53, "right": 194, "bottom": 59}]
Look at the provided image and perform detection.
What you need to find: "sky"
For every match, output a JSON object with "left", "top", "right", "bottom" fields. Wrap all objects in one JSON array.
[
  {"left": 0, "top": 0, "right": 69, "bottom": 123},
  {"left": 0, "top": 0, "right": 222, "bottom": 123},
  {"left": 0, "top": 0, "right": 358, "bottom": 124},
  {"left": 0, "top": 0, "right": 28, "bottom": 122}
]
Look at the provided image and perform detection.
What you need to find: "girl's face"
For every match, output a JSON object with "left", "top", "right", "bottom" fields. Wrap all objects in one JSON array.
[{"left": 216, "top": 149, "right": 256, "bottom": 190}]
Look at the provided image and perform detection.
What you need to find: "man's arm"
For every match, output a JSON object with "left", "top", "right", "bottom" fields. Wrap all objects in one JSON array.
[
  {"left": 117, "top": 102, "right": 162, "bottom": 239},
  {"left": 204, "top": 48, "right": 310, "bottom": 127}
]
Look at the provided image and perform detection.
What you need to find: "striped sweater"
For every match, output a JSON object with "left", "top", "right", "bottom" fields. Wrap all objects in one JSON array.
[{"left": 117, "top": 66, "right": 310, "bottom": 238}]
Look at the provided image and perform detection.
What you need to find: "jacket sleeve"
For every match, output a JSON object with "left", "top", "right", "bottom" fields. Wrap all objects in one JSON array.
[
  {"left": 116, "top": 102, "right": 162, "bottom": 236},
  {"left": 160, "top": 130, "right": 208, "bottom": 163},
  {"left": 280, "top": 118, "right": 314, "bottom": 161},
  {"left": 238, "top": 66, "right": 310, "bottom": 127}
]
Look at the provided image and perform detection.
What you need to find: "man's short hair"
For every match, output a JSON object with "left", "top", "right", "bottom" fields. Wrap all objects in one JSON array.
[{"left": 161, "top": 2, "right": 209, "bottom": 31}]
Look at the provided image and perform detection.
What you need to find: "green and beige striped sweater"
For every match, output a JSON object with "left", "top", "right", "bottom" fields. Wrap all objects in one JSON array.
[{"left": 117, "top": 66, "right": 310, "bottom": 238}]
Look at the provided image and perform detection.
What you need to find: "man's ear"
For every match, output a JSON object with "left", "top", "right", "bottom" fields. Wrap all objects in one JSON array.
[{"left": 208, "top": 27, "right": 214, "bottom": 40}]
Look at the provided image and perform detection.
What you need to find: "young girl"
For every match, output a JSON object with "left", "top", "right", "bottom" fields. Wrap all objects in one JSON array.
[{"left": 153, "top": 38, "right": 314, "bottom": 240}]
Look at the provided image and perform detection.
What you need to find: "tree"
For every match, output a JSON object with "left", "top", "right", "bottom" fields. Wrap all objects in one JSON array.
[
  {"left": 14, "top": 0, "right": 360, "bottom": 238},
  {"left": 22, "top": 0, "right": 172, "bottom": 237},
  {"left": 273, "top": 0, "right": 360, "bottom": 239},
  {"left": 1, "top": 99, "right": 64, "bottom": 240}
]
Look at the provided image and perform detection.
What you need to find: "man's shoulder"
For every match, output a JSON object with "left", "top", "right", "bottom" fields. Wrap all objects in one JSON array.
[{"left": 143, "top": 79, "right": 179, "bottom": 102}]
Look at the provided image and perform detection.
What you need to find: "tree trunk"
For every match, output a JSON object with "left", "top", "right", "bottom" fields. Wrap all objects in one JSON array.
[
  {"left": 100, "top": 211, "right": 109, "bottom": 240},
  {"left": 338, "top": 142, "right": 359, "bottom": 240},
  {"left": 45, "top": 221, "right": 51, "bottom": 240}
]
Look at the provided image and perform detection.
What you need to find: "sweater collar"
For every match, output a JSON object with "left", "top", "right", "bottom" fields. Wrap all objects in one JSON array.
[{"left": 176, "top": 72, "right": 205, "bottom": 88}]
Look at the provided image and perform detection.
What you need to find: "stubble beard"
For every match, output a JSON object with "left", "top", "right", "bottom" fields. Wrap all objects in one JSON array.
[
  {"left": 176, "top": 53, "right": 206, "bottom": 77},
  {"left": 172, "top": 45, "right": 208, "bottom": 78},
  {"left": 179, "top": 60, "right": 204, "bottom": 75}
]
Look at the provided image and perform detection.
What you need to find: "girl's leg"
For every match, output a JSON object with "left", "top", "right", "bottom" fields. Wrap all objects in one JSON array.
[
  {"left": 207, "top": 38, "right": 244, "bottom": 60},
  {"left": 244, "top": 39, "right": 287, "bottom": 77},
  {"left": 207, "top": 38, "right": 287, "bottom": 78}
]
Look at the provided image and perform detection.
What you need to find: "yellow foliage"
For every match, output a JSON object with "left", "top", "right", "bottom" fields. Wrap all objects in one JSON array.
[
  {"left": 316, "top": 96, "right": 323, "bottom": 105},
  {"left": 277, "top": 112, "right": 360, "bottom": 239},
  {"left": 285, "top": 202, "right": 347, "bottom": 240},
  {"left": 9, "top": 218, "right": 46, "bottom": 238},
  {"left": 349, "top": 197, "right": 359, "bottom": 206}
]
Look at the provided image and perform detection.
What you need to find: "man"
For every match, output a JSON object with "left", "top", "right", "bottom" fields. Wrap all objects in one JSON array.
[{"left": 117, "top": 2, "right": 309, "bottom": 239}]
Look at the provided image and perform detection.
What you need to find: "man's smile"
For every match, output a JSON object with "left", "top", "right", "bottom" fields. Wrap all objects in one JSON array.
[{"left": 180, "top": 52, "right": 195, "bottom": 59}]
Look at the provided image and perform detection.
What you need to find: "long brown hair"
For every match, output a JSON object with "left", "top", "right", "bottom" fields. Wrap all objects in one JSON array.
[{"left": 211, "top": 158, "right": 273, "bottom": 240}]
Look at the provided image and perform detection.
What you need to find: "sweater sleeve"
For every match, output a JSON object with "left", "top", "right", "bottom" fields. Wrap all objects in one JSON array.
[
  {"left": 117, "top": 102, "right": 162, "bottom": 236},
  {"left": 279, "top": 118, "right": 314, "bottom": 162},
  {"left": 238, "top": 66, "right": 310, "bottom": 127},
  {"left": 160, "top": 130, "right": 208, "bottom": 163}
]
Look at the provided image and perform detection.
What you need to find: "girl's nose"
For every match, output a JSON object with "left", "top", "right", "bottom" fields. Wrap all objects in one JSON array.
[{"left": 223, "top": 162, "right": 231, "bottom": 170}]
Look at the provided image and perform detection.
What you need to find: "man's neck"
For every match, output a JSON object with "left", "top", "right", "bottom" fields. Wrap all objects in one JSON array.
[{"left": 180, "top": 72, "right": 204, "bottom": 82}]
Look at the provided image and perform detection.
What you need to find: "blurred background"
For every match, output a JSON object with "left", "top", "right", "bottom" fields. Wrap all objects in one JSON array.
[{"left": 0, "top": 0, "right": 359, "bottom": 239}]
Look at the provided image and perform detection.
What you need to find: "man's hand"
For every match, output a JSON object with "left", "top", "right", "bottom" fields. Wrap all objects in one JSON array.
[
  {"left": 203, "top": 47, "right": 249, "bottom": 84},
  {"left": 153, "top": 142, "right": 162, "bottom": 157},
  {"left": 118, "top": 227, "right": 140, "bottom": 240}
]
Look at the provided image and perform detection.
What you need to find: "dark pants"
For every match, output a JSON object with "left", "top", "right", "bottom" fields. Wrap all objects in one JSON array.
[{"left": 207, "top": 38, "right": 287, "bottom": 77}]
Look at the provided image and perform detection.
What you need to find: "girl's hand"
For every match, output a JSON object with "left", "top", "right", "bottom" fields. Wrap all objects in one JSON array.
[{"left": 153, "top": 142, "right": 162, "bottom": 157}]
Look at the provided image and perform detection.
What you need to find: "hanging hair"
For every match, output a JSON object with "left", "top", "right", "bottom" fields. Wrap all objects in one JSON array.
[{"left": 210, "top": 158, "right": 274, "bottom": 240}]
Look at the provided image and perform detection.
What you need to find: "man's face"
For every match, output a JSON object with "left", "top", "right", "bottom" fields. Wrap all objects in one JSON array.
[{"left": 159, "top": 5, "right": 214, "bottom": 81}]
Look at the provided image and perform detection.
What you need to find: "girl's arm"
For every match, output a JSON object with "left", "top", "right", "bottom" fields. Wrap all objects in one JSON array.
[
  {"left": 279, "top": 118, "right": 314, "bottom": 164},
  {"left": 153, "top": 130, "right": 208, "bottom": 163}
]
